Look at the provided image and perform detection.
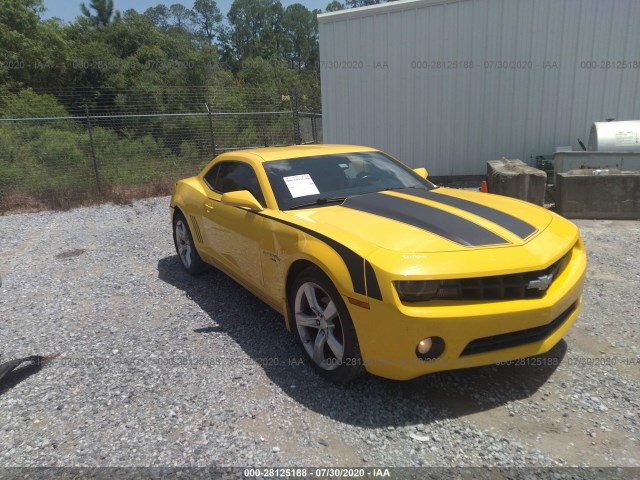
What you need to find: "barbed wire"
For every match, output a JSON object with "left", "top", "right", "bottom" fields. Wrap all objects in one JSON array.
[{"left": 0, "top": 86, "right": 319, "bottom": 117}]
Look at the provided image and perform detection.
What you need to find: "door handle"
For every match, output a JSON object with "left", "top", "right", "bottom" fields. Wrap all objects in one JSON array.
[{"left": 204, "top": 201, "right": 215, "bottom": 212}]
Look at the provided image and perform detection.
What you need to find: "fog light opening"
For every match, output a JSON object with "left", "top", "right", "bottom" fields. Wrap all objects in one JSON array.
[{"left": 416, "top": 336, "right": 445, "bottom": 361}]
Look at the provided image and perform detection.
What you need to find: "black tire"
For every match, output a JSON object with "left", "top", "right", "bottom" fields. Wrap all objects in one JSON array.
[
  {"left": 173, "top": 211, "right": 208, "bottom": 275},
  {"left": 289, "top": 266, "right": 365, "bottom": 383}
]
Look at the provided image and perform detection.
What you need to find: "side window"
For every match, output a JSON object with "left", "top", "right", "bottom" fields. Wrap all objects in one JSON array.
[
  {"left": 203, "top": 163, "right": 221, "bottom": 190},
  {"left": 208, "top": 161, "right": 265, "bottom": 207}
]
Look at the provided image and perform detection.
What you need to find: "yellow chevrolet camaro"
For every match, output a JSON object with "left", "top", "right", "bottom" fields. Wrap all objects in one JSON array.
[{"left": 170, "top": 145, "right": 586, "bottom": 382}]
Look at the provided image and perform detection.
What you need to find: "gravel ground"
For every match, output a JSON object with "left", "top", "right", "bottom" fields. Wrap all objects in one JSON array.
[{"left": 0, "top": 197, "right": 638, "bottom": 469}]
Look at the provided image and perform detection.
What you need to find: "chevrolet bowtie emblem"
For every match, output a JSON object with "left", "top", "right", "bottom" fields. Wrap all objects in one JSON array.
[{"left": 526, "top": 272, "right": 555, "bottom": 291}]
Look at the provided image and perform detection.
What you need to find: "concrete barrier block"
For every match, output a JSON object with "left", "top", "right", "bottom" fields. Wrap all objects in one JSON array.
[
  {"left": 556, "top": 172, "right": 640, "bottom": 219},
  {"left": 486, "top": 158, "right": 547, "bottom": 206}
]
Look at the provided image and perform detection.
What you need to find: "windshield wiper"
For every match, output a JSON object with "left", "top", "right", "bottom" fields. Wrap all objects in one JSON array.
[{"left": 287, "top": 196, "right": 348, "bottom": 210}]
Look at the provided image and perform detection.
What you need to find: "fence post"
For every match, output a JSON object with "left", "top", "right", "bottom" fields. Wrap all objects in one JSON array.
[
  {"left": 290, "top": 88, "right": 301, "bottom": 145},
  {"left": 205, "top": 103, "right": 217, "bottom": 158},
  {"left": 311, "top": 115, "right": 318, "bottom": 144},
  {"left": 85, "top": 105, "right": 102, "bottom": 195}
]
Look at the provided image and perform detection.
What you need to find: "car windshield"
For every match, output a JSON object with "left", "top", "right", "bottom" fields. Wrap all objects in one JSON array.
[{"left": 263, "top": 151, "right": 435, "bottom": 210}]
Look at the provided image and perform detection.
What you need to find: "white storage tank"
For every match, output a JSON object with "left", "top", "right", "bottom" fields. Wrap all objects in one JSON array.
[{"left": 588, "top": 121, "right": 640, "bottom": 152}]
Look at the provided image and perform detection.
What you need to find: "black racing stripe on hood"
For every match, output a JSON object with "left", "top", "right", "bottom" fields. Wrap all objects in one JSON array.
[
  {"left": 256, "top": 212, "right": 375, "bottom": 297},
  {"left": 399, "top": 189, "right": 537, "bottom": 239},
  {"left": 342, "top": 193, "right": 509, "bottom": 247}
]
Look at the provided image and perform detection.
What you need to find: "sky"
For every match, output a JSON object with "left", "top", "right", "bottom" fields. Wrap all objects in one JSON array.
[{"left": 42, "top": 0, "right": 330, "bottom": 23}]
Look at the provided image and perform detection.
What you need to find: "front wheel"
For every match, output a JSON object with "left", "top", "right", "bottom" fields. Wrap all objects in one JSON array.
[
  {"left": 173, "top": 212, "right": 208, "bottom": 275},
  {"left": 290, "top": 267, "right": 364, "bottom": 383}
]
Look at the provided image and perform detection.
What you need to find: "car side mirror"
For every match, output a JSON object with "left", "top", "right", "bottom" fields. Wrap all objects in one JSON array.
[
  {"left": 221, "top": 190, "right": 264, "bottom": 212},
  {"left": 413, "top": 167, "right": 429, "bottom": 179}
]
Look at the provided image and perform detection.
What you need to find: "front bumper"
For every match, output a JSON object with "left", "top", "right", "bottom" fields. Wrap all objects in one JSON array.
[{"left": 346, "top": 239, "right": 587, "bottom": 380}]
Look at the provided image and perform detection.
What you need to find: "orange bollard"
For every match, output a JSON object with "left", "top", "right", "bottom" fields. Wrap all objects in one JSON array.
[{"left": 479, "top": 180, "right": 488, "bottom": 193}]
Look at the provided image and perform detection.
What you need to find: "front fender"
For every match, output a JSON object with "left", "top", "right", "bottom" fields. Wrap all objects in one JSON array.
[
  {"left": 170, "top": 177, "right": 205, "bottom": 214},
  {"left": 280, "top": 243, "right": 366, "bottom": 332},
  {"left": 286, "top": 240, "right": 362, "bottom": 300},
  {"left": 275, "top": 219, "right": 383, "bottom": 328}
]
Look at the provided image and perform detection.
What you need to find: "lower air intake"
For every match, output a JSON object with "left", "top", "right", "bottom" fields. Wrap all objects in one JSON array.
[{"left": 460, "top": 302, "right": 577, "bottom": 356}]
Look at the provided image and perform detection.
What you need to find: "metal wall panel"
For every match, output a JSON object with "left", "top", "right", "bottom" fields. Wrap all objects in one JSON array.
[{"left": 318, "top": 0, "right": 640, "bottom": 176}]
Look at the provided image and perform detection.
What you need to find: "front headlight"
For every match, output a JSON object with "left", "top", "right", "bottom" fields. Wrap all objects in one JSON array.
[{"left": 394, "top": 280, "right": 439, "bottom": 302}]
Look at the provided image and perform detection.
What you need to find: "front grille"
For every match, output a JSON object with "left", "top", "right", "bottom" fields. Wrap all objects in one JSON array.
[
  {"left": 435, "top": 253, "right": 569, "bottom": 301},
  {"left": 460, "top": 301, "right": 577, "bottom": 356}
]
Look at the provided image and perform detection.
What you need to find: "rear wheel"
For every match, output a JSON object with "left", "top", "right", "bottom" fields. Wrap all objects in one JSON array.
[
  {"left": 290, "top": 267, "right": 364, "bottom": 383},
  {"left": 173, "top": 212, "right": 208, "bottom": 275}
]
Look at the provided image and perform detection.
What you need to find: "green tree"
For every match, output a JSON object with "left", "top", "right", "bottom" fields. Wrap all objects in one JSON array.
[
  {"left": 0, "top": 0, "right": 68, "bottom": 89},
  {"left": 325, "top": 1, "right": 344, "bottom": 11},
  {"left": 260, "top": 1, "right": 286, "bottom": 58},
  {"left": 345, "top": 0, "right": 384, "bottom": 7},
  {"left": 283, "top": 4, "right": 316, "bottom": 70},
  {"left": 80, "top": 0, "right": 121, "bottom": 26},
  {"left": 0, "top": 88, "right": 69, "bottom": 118},
  {"left": 143, "top": 5, "right": 170, "bottom": 28},
  {"left": 169, "top": 4, "right": 195, "bottom": 29},
  {"left": 193, "top": 0, "right": 222, "bottom": 44},
  {"left": 226, "top": 0, "right": 288, "bottom": 61}
]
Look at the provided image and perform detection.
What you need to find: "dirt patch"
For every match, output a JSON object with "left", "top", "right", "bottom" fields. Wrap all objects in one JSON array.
[{"left": 0, "top": 178, "right": 176, "bottom": 215}]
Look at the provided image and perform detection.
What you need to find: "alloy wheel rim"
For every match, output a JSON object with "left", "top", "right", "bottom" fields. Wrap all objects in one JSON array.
[
  {"left": 175, "top": 220, "right": 192, "bottom": 268},
  {"left": 294, "top": 281, "right": 345, "bottom": 371}
]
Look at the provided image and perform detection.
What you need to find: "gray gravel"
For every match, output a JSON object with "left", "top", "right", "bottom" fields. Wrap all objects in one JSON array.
[{"left": 0, "top": 197, "right": 638, "bottom": 468}]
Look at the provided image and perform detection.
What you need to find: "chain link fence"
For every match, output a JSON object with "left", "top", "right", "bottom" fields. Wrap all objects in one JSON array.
[{"left": 0, "top": 87, "right": 322, "bottom": 212}]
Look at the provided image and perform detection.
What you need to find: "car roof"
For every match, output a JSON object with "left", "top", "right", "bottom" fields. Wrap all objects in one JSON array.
[{"left": 219, "top": 144, "right": 379, "bottom": 162}]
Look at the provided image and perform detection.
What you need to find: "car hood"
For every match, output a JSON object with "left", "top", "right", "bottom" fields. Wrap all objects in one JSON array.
[{"left": 285, "top": 188, "right": 554, "bottom": 254}]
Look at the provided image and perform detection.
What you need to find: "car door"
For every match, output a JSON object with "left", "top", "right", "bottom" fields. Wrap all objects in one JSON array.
[{"left": 200, "top": 160, "right": 266, "bottom": 291}]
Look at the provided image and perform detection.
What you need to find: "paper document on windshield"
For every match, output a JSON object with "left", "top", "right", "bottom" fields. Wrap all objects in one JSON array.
[{"left": 283, "top": 174, "right": 320, "bottom": 198}]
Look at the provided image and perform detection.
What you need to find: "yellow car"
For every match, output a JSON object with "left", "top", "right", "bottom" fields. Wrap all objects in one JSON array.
[{"left": 170, "top": 145, "right": 586, "bottom": 382}]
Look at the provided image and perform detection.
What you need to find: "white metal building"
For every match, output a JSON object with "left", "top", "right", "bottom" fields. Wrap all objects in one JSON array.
[{"left": 318, "top": 0, "right": 640, "bottom": 176}]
